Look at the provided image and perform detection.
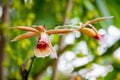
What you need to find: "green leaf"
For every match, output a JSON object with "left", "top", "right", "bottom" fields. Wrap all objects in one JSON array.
[{"left": 104, "top": 68, "right": 118, "bottom": 80}]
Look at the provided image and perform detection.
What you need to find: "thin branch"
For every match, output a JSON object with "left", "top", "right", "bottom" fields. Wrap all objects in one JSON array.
[
  {"left": 21, "top": 57, "right": 32, "bottom": 80},
  {"left": 63, "top": 0, "right": 72, "bottom": 24},
  {"left": 21, "top": 56, "right": 36, "bottom": 80},
  {"left": 51, "top": 59, "right": 58, "bottom": 80},
  {"left": 26, "top": 56, "right": 36, "bottom": 78},
  {"left": 51, "top": 0, "right": 72, "bottom": 80},
  {"left": 1, "top": 0, "right": 9, "bottom": 24},
  {"left": 0, "top": 0, "right": 9, "bottom": 80}
]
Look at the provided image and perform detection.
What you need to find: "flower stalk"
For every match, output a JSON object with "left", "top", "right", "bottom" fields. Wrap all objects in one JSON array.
[
  {"left": 21, "top": 56, "right": 36, "bottom": 80},
  {"left": 11, "top": 16, "right": 113, "bottom": 58}
]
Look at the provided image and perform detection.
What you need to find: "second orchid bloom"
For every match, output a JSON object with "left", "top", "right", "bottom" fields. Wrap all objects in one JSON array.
[{"left": 80, "top": 24, "right": 103, "bottom": 41}]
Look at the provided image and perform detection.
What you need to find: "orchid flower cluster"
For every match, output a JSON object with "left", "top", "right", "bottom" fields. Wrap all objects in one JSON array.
[{"left": 11, "top": 16, "right": 113, "bottom": 58}]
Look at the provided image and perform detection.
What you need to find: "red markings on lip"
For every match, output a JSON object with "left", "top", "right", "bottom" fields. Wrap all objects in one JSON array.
[{"left": 36, "top": 38, "right": 49, "bottom": 49}]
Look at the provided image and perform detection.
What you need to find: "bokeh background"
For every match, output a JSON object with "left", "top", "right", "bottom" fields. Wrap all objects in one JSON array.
[{"left": 0, "top": 0, "right": 120, "bottom": 80}]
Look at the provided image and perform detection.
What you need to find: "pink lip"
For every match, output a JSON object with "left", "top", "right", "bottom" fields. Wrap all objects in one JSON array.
[{"left": 36, "top": 38, "right": 49, "bottom": 49}]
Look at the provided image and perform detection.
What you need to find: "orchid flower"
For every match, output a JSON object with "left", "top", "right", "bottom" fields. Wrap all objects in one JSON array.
[
  {"left": 11, "top": 26, "right": 57, "bottom": 58},
  {"left": 80, "top": 24, "right": 103, "bottom": 41},
  {"left": 80, "top": 24, "right": 107, "bottom": 47},
  {"left": 79, "top": 16, "right": 113, "bottom": 41},
  {"left": 79, "top": 16, "right": 113, "bottom": 47},
  {"left": 11, "top": 25, "right": 74, "bottom": 58}
]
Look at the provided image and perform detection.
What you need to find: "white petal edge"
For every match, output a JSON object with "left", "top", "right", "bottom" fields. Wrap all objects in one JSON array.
[
  {"left": 34, "top": 47, "right": 51, "bottom": 58},
  {"left": 47, "top": 34, "right": 57, "bottom": 58}
]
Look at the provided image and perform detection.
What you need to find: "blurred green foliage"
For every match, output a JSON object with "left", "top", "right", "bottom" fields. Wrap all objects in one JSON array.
[{"left": 1, "top": 0, "right": 120, "bottom": 80}]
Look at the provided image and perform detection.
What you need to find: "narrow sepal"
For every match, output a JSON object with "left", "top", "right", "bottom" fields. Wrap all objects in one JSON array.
[
  {"left": 11, "top": 32, "right": 39, "bottom": 42},
  {"left": 12, "top": 26, "right": 40, "bottom": 33}
]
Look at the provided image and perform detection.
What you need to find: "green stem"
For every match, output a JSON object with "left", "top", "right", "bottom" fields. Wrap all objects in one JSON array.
[{"left": 26, "top": 56, "right": 36, "bottom": 80}]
